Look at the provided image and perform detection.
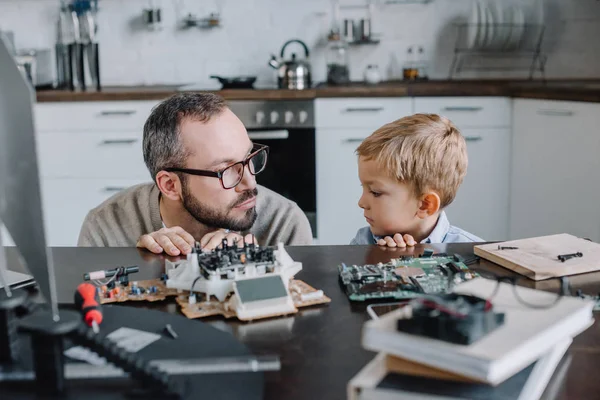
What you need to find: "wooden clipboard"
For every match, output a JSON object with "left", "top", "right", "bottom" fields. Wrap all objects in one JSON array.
[{"left": 474, "top": 234, "right": 600, "bottom": 281}]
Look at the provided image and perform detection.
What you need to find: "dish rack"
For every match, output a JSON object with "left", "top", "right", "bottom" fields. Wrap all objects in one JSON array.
[{"left": 448, "top": 22, "right": 546, "bottom": 80}]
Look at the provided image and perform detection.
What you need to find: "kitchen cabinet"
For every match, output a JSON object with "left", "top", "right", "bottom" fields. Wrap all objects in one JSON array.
[
  {"left": 445, "top": 129, "right": 511, "bottom": 241},
  {"left": 32, "top": 101, "right": 157, "bottom": 246},
  {"left": 315, "top": 98, "right": 413, "bottom": 245},
  {"left": 509, "top": 99, "right": 600, "bottom": 242},
  {"left": 413, "top": 97, "right": 512, "bottom": 241}
]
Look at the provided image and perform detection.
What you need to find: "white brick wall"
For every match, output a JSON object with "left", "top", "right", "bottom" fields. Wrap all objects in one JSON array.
[{"left": 0, "top": 0, "right": 598, "bottom": 87}]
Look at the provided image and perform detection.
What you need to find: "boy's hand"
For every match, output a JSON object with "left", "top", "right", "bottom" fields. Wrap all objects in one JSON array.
[{"left": 377, "top": 233, "right": 416, "bottom": 248}]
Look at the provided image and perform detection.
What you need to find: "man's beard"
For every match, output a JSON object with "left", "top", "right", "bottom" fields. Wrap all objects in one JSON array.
[{"left": 181, "top": 182, "right": 258, "bottom": 232}]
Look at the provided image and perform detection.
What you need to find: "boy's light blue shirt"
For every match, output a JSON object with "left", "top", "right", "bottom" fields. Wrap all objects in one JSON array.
[{"left": 349, "top": 211, "right": 484, "bottom": 245}]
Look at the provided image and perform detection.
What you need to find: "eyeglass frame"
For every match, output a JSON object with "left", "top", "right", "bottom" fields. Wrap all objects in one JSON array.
[
  {"left": 462, "top": 269, "right": 571, "bottom": 310},
  {"left": 163, "top": 143, "right": 269, "bottom": 190}
]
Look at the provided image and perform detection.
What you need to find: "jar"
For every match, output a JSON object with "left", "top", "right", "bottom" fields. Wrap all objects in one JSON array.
[
  {"left": 364, "top": 64, "right": 381, "bottom": 84},
  {"left": 326, "top": 32, "right": 350, "bottom": 85}
]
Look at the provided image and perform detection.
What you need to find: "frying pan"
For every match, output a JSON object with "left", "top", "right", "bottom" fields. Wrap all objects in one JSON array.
[{"left": 210, "top": 75, "right": 256, "bottom": 89}]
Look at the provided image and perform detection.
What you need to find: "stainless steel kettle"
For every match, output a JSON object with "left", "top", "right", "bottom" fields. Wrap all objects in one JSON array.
[{"left": 268, "top": 39, "right": 311, "bottom": 90}]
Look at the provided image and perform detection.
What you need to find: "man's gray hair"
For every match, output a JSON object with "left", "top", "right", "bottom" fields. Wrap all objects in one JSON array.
[{"left": 143, "top": 92, "right": 227, "bottom": 181}]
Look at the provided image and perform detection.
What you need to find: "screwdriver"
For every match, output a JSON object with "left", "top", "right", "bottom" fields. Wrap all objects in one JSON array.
[{"left": 74, "top": 283, "right": 103, "bottom": 333}]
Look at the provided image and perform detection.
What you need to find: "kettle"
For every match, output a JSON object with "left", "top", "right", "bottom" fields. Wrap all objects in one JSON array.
[{"left": 268, "top": 39, "right": 312, "bottom": 90}]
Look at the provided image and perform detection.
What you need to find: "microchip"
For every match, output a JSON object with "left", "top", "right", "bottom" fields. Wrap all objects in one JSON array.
[{"left": 421, "top": 249, "right": 434, "bottom": 258}]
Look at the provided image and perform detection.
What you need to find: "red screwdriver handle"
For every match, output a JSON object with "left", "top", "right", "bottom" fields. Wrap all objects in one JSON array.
[{"left": 74, "top": 282, "right": 103, "bottom": 327}]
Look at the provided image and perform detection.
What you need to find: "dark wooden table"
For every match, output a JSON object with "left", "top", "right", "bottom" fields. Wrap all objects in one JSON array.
[{"left": 5, "top": 243, "right": 600, "bottom": 399}]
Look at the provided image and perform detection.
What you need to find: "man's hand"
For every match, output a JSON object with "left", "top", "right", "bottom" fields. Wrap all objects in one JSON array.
[
  {"left": 200, "top": 229, "right": 257, "bottom": 251},
  {"left": 136, "top": 226, "right": 195, "bottom": 256},
  {"left": 376, "top": 233, "right": 416, "bottom": 248}
]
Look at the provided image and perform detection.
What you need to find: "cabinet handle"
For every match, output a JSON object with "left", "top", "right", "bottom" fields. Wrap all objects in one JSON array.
[
  {"left": 103, "top": 187, "right": 126, "bottom": 192},
  {"left": 442, "top": 106, "right": 483, "bottom": 112},
  {"left": 100, "top": 139, "right": 138, "bottom": 145},
  {"left": 99, "top": 110, "right": 137, "bottom": 116},
  {"left": 343, "top": 138, "right": 365, "bottom": 143},
  {"left": 248, "top": 130, "right": 289, "bottom": 140},
  {"left": 343, "top": 107, "right": 384, "bottom": 113},
  {"left": 536, "top": 109, "right": 575, "bottom": 117},
  {"left": 464, "top": 136, "right": 483, "bottom": 142}
]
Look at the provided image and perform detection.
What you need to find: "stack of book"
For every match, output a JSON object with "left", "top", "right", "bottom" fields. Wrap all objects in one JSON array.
[{"left": 348, "top": 278, "right": 595, "bottom": 400}]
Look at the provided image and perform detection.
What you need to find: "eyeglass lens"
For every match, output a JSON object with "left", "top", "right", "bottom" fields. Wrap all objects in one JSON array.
[{"left": 221, "top": 148, "right": 268, "bottom": 188}]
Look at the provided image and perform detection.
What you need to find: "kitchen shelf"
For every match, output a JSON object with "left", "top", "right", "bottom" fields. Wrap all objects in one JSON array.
[
  {"left": 348, "top": 38, "right": 381, "bottom": 46},
  {"left": 339, "top": 0, "right": 433, "bottom": 9}
]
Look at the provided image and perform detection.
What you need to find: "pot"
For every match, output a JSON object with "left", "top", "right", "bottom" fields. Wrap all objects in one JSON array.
[{"left": 210, "top": 75, "right": 256, "bottom": 89}]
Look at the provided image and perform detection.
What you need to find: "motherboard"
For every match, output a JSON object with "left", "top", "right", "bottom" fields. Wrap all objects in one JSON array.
[{"left": 338, "top": 251, "right": 478, "bottom": 302}]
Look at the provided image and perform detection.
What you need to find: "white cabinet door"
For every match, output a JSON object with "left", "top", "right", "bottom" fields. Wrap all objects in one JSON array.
[
  {"left": 510, "top": 99, "right": 600, "bottom": 242},
  {"left": 35, "top": 101, "right": 160, "bottom": 132},
  {"left": 316, "top": 129, "right": 371, "bottom": 245},
  {"left": 315, "top": 98, "right": 413, "bottom": 129},
  {"left": 36, "top": 131, "right": 148, "bottom": 179},
  {"left": 445, "top": 129, "right": 511, "bottom": 241},
  {"left": 41, "top": 178, "right": 151, "bottom": 246},
  {"left": 413, "top": 97, "right": 511, "bottom": 128}
]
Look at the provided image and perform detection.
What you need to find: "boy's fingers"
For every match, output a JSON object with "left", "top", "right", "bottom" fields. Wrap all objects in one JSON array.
[
  {"left": 377, "top": 239, "right": 386, "bottom": 246},
  {"left": 393, "top": 233, "right": 406, "bottom": 248},
  {"left": 384, "top": 236, "right": 397, "bottom": 247},
  {"left": 403, "top": 234, "right": 416, "bottom": 246}
]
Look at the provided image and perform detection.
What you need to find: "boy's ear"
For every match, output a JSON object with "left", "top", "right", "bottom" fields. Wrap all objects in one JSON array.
[{"left": 416, "top": 191, "right": 441, "bottom": 219}]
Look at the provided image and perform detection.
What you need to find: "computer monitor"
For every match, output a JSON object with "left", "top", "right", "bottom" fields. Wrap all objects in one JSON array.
[{"left": 0, "top": 32, "right": 56, "bottom": 312}]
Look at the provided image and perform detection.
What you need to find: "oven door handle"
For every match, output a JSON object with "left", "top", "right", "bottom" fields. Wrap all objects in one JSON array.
[{"left": 247, "top": 130, "right": 289, "bottom": 140}]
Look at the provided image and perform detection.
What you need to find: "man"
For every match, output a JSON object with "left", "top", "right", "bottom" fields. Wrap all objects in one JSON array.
[{"left": 78, "top": 92, "right": 313, "bottom": 255}]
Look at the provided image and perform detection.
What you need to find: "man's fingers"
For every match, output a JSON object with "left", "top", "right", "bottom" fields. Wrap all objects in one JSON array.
[
  {"left": 166, "top": 232, "right": 192, "bottom": 255},
  {"left": 200, "top": 231, "right": 218, "bottom": 248},
  {"left": 377, "top": 239, "right": 386, "bottom": 246},
  {"left": 393, "top": 233, "right": 406, "bottom": 248},
  {"left": 244, "top": 233, "right": 257, "bottom": 245},
  {"left": 172, "top": 226, "right": 196, "bottom": 246},
  {"left": 137, "top": 235, "right": 163, "bottom": 254},
  {"left": 204, "top": 232, "right": 227, "bottom": 251},
  {"left": 403, "top": 234, "right": 416, "bottom": 246},
  {"left": 155, "top": 234, "right": 180, "bottom": 256}
]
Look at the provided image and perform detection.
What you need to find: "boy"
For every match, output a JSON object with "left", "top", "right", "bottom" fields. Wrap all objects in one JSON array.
[{"left": 350, "top": 113, "right": 483, "bottom": 247}]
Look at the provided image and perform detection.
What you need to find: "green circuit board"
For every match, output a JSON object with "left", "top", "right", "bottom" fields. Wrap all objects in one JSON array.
[{"left": 338, "top": 251, "right": 478, "bottom": 302}]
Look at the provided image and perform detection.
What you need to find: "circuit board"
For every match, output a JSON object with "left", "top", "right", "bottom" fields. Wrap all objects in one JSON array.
[
  {"left": 176, "top": 279, "right": 331, "bottom": 321},
  {"left": 338, "top": 252, "right": 478, "bottom": 302},
  {"left": 97, "top": 279, "right": 178, "bottom": 304}
]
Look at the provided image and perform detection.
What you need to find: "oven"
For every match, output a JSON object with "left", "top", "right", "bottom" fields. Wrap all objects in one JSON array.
[{"left": 227, "top": 100, "right": 317, "bottom": 239}]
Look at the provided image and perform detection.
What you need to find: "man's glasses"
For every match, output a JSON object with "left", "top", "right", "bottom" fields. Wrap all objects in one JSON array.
[{"left": 164, "top": 143, "right": 269, "bottom": 189}]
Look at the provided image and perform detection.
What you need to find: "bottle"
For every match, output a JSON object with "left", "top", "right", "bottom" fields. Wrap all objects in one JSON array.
[
  {"left": 403, "top": 46, "right": 418, "bottom": 81},
  {"left": 417, "top": 46, "right": 428, "bottom": 80},
  {"left": 326, "top": 30, "right": 350, "bottom": 85}
]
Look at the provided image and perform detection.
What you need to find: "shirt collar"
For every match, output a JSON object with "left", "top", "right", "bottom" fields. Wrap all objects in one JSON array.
[{"left": 370, "top": 211, "right": 450, "bottom": 244}]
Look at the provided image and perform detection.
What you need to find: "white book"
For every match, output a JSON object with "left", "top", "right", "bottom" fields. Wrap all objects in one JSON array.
[
  {"left": 362, "top": 278, "right": 594, "bottom": 385},
  {"left": 348, "top": 337, "right": 572, "bottom": 400}
]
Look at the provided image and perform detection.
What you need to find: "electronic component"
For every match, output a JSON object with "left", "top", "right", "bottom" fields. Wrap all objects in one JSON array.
[
  {"left": 396, "top": 293, "right": 505, "bottom": 345},
  {"left": 86, "top": 242, "right": 330, "bottom": 322},
  {"left": 83, "top": 266, "right": 139, "bottom": 289},
  {"left": 338, "top": 254, "right": 477, "bottom": 302}
]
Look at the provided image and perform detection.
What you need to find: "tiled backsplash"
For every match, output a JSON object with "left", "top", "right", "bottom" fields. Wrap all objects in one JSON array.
[{"left": 0, "top": 0, "right": 598, "bottom": 87}]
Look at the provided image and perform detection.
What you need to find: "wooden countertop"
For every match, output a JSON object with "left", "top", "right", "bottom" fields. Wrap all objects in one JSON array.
[{"left": 35, "top": 80, "right": 600, "bottom": 103}]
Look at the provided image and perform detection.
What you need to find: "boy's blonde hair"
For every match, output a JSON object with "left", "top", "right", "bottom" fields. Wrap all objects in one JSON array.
[{"left": 356, "top": 113, "right": 467, "bottom": 209}]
